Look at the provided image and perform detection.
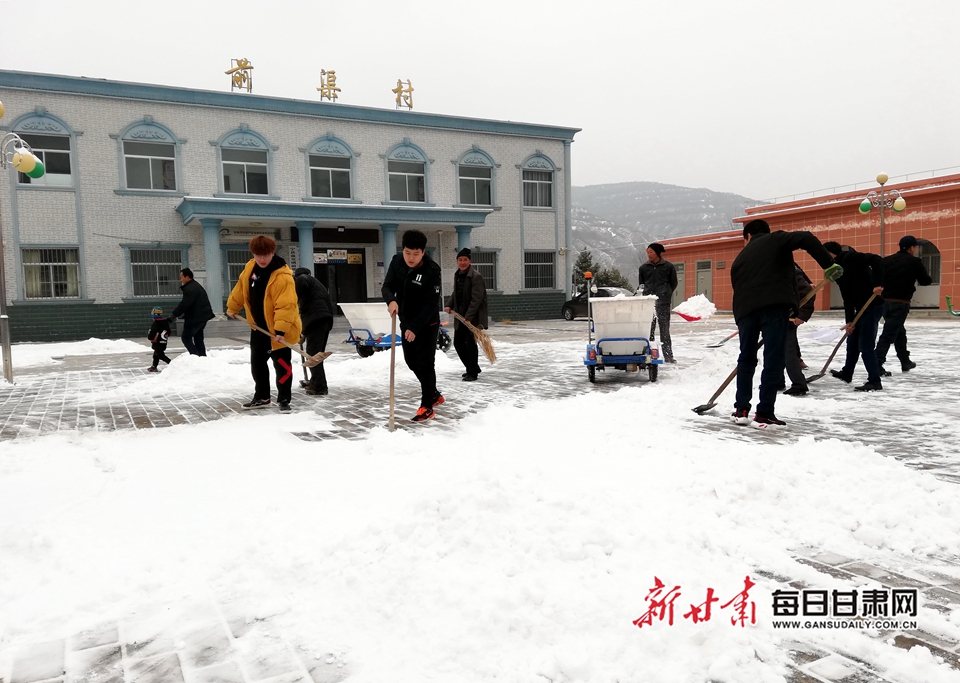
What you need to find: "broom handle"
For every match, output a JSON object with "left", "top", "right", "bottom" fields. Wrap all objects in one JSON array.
[
  {"left": 450, "top": 310, "right": 480, "bottom": 335},
  {"left": 240, "top": 319, "right": 315, "bottom": 361},
  {"left": 389, "top": 314, "right": 396, "bottom": 432}
]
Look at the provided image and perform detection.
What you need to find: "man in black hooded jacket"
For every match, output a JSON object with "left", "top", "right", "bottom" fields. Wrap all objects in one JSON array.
[
  {"left": 294, "top": 267, "right": 335, "bottom": 395},
  {"left": 823, "top": 242, "right": 885, "bottom": 392},
  {"left": 381, "top": 230, "right": 444, "bottom": 422},
  {"left": 730, "top": 220, "right": 839, "bottom": 426}
]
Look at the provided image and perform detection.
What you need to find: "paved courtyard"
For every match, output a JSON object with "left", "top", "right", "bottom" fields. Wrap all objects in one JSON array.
[{"left": 2, "top": 314, "right": 960, "bottom": 683}]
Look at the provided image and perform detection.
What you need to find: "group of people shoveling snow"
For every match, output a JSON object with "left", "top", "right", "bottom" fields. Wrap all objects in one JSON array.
[{"left": 150, "top": 231, "right": 490, "bottom": 422}]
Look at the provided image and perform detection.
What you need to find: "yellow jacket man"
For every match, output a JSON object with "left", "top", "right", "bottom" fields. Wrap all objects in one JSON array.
[{"left": 227, "top": 235, "right": 302, "bottom": 412}]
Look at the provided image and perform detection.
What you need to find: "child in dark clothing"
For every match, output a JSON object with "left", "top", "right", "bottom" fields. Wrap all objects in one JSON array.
[{"left": 147, "top": 306, "right": 172, "bottom": 372}]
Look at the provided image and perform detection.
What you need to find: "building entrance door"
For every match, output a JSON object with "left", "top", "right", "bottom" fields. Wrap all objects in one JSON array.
[
  {"left": 314, "top": 249, "right": 368, "bottom": 314},
  {"left": 695, "top": 260, "right": 713, "bottom": 301},
  {"left": 671, "top": 262, "right": 686, "bottom": 308}
]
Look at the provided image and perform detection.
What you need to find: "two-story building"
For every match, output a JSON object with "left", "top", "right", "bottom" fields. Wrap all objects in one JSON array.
[{"left": 0, "top": 70, "right": 580, "bottom": 341}]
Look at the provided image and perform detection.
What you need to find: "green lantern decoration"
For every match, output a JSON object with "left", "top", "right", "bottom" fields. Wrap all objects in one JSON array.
[
  {"left": 858, "top": 198, "right": 872, "bottom": 214},
  {"left": 892, "top": 196, "right": 906, "bottom": 212},
  {"left": 24, "top": 157, "right": 45, "bottom": 178}
]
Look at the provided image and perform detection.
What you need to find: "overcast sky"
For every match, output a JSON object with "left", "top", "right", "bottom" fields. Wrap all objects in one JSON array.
[{"left": 2, "top": 0, "right": 958, "bottom": 201}]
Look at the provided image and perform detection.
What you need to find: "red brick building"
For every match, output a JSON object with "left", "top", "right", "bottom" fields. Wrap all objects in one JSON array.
[{"left": 660, "top": 173, "right": 958, "bottom": 312}]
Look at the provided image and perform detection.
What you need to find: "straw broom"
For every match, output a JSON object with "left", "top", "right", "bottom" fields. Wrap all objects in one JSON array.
[{"left": 450, "top": 311, "right": 496, "bottom": 363}]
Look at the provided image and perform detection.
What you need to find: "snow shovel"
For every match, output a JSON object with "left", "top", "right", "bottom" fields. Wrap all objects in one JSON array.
[
  {"left": 388, "top": 314, "right": 397, "bottom": 432},
  {"left": 706, "top": 331, "right": 739, "bottom": 348},
  {"left": 674, "top": 311, "right": 701, "bottom": 322},
  {"left": 806, "top": 292, "right": 878, "bottom": 383},
  {"left": 237, "top": 318, "right": 331, "bottom": 367},
  {"left": 691, "top": 276, "right": 829, "bottom": 414}
]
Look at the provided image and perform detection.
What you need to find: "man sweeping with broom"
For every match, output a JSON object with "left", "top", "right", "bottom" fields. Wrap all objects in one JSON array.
[{"left": 444, "top": 248, "right": 489, "bottom": 382}]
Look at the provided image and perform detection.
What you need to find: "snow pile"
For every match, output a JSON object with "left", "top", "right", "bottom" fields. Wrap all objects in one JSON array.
[
  {"left": 8, "top": 338, "right": 146, "bottom": 367},
  {"left": 2, "top": 329, "right": 960, "bottom": 682},
  {"left": 673, "top": 294, "right": 717, "bottom": 320},
  {"left": 802, "top": 325, "right": 846, "bottom": 344}
]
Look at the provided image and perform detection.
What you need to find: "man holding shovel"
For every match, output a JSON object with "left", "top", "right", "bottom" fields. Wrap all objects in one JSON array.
[
  {"left": 730, "top": 220, "right": 839, "bottom": 426},
  {"left": 226, "top": 235, "right": 302, "bottom": 412},
  {"left": 823, "top": 242, "right": 885, "bottom": 392},
  {"left": 382, "top": 230, "right": 444, "bottom": 422},
  {"left": 444, "top": 247, "right": 488, "bottom": 382}
]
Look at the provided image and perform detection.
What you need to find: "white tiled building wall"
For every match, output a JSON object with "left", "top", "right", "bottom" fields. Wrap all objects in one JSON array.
[{"left": 0, "top": 82, "right": 572, "bottom": 305}]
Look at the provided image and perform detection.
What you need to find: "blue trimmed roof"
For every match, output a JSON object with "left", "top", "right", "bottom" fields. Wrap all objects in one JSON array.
[
  {"left": 175, "top": 197, "right": 492, "bottom": 226},
  {"left": 0, "top": 70, "right": 580, "bottom": 141}
]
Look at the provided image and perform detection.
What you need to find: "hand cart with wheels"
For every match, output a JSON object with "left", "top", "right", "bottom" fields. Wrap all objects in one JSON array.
[
  {"left": 339, "top": 302, "right": 451, "bottom": 358},
  {"left": 581, "top": 275, "right": 663, "bottom": 383}
]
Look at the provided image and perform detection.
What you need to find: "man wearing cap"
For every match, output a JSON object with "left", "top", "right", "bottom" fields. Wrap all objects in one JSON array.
[
  {"left": 638, "top": 243, "right": 678, "bottom": 363},
  {"left": 875, "top": 235, "right": 932, "bottom": 375},
  {"left": 444, "top": 248, "right": 488, "bottom": 381}
]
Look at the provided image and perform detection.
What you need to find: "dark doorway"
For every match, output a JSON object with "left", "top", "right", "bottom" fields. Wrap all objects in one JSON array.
[{"left": 314, "top": 248, "right": 368, "bottom": 315}]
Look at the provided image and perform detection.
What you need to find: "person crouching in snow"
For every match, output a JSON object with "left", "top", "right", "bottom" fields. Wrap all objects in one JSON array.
[
  {"left": 226, "top": 235, "right": 302, "bottom": 413},
  {"left": 147, "top": 306, "right": 171, "bottom": 372},
  {"left": 381, "top": 230, "right": 444, "bottom": 422}
]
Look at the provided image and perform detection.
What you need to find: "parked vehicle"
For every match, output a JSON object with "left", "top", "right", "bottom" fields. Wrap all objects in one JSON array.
[{"left": 561, "top": 287, "right": 634, "bottom": 320}]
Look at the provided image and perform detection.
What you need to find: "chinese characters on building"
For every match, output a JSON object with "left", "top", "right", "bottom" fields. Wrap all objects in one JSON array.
[
  {"left": 226, "top": 59, "right": 254, "bottom": 93},
  {"left": 633, "top": 576, "right": 757, "bottom": 629},
  {"left": 317, "top": 69, "right": 341, "bottom": 102},
  {"left": 392, "top": 79, "right": 414, "bottom": 109}
]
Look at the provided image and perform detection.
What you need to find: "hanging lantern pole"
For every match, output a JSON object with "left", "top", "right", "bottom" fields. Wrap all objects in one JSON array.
[
  {"left": 0, "top": 122, "right": 47, "bottom": 383},
  {"left": 857, "top": 173, "right": 907, "bottom": 257}
]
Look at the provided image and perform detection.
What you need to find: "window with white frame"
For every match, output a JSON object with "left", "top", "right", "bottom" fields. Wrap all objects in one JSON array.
[
  {"left": 22, "top": 248, "right": 81, "bottom": 299},
  {"left": 471, "top": 250, "right": 497, "bottom": 290},
  {"left": 17, "top": 134, "right": 72, "bottom": 187},
  {"left": 222, "top": 148, "right": 269, "bottom": 195},
  {"left": 226, "top": 248, "right": 251, "bottom": 291},
  {"left": 459, "top": 166, "right": 492, "bottom": 205},
  {"left": 310, "top": 155, "right": 351, "bottom": 199},
  {"left": 524, "top": 251, "right": 555, "bottom": 289},
  {"left": 388, "top": 160, "right": 425, "bottom": 202},
  {"left": 130, "top": 248, "right": 182, "bottom": 297},
  {"left": 522, "top": 170, "right": 553, "bottom": 208},
  {"left": 124, "top": 141, "right": 176, "bottom": 191}
]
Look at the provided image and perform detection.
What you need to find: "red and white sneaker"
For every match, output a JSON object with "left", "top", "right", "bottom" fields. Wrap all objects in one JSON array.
[{"left": 431, "top": 393, "right": 445, "bottom": 407}]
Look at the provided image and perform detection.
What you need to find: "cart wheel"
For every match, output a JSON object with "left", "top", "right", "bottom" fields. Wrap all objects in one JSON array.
[
  {"left": 437, "top": 331, "right": 452, "bottom": 353},
  {"left": 648, "top": 364, "right": 658, "bottom": 382},
  {"left": 588, "top": 366, "right": 596, "bottom": 383},
  {"left": 357, "top": 345, "right": 375, "bottom": 358}
]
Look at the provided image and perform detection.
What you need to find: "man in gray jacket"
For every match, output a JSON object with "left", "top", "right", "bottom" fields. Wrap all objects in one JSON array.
[
  {"left": 638, "top": 243, "right": 678, "bottom": 363},
  {"left": 444, "top": 248, "right": 488, "bottom": 381}
]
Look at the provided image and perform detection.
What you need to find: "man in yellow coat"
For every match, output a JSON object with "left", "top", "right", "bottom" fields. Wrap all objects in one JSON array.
[{"left": 227, "top": 235, "right": 302, "bottom": 412}]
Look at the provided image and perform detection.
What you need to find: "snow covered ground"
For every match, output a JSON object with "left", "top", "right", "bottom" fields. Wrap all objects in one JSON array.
[{"left": 1, "top": 316, "right": 959, "bottom": 683}]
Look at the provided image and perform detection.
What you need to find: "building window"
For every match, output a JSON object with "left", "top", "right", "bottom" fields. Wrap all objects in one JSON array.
[
  {"left": 388, "top": 160, "right": 425, "bottom": 202},
  {"left": 524, "top": 251, "right": 555, "bottom": 289},
  {"left": 226, "top": 248, "right": 251, "bottom": 291},
  {"left": 124, "top": 141, "right": 177, "bottom": 191},
  {"left": 130, "top": 248, "right": 183, "bottom": 297},
  {"left": 310, "top": 155, "right": 351, "bottom": 199},
  {"left": 222, "top": 148, "right": 269, "bottom": 195},
  {"left": 471, "top": 250, "right": 498, "bottom": 290},
  {"left": 459, "top": 166, "right": 492, "bottom": 206},
  {"left": 22, "top": 248, "right": 80, "bottom": 299},
  {"left": 522, "top": 170, "right": 553, "bottom": 208},
  {"left": 17, "top": 134, "right": 72, "bottom": 187}
]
